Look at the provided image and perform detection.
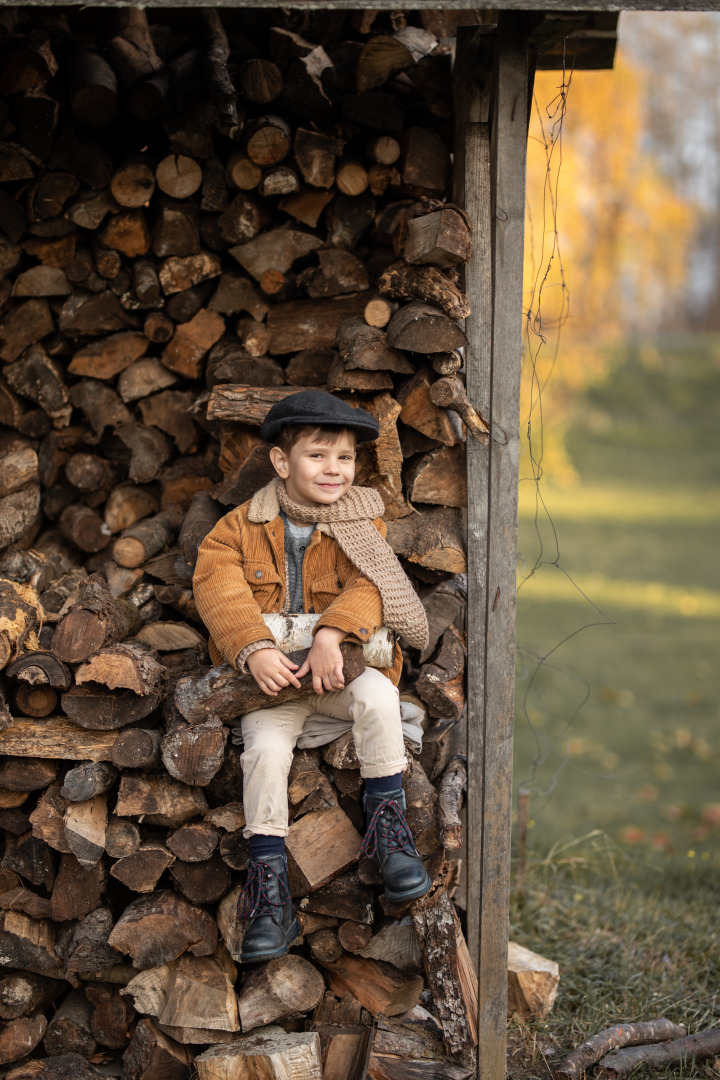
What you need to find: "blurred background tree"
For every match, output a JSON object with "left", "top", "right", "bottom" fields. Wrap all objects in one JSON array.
[{"left": 522, "top": 13, "right": 720, "bottom": 483}]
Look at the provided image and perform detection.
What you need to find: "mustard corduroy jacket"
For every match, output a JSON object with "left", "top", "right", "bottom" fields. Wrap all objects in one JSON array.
[{"left": 193, "top": 499, "right": 403, "bottom": 686}]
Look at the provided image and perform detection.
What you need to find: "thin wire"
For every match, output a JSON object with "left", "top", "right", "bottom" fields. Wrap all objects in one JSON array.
[{"left": 516, "top": 38, "right": 618, "bottom": 809}]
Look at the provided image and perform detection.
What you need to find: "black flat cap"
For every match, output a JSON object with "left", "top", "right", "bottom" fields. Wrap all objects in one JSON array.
[{"left": 260, "top": 390, "right": 379, "bottom": 444}]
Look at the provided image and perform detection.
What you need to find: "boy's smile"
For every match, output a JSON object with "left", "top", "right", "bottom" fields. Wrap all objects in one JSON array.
[{"left": 269, "top": 431, "right": 356, "bottom": 515}]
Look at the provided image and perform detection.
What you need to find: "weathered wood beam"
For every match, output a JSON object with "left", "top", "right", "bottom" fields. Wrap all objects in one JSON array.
[
  {"left": 0, "top": 0, "right": 709, "bottom": 10},
  {"left": 456, "top": 15, "right": 533, "bottom": 1080}
]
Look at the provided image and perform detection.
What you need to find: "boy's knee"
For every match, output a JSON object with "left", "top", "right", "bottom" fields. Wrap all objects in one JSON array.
[
  {"left": 241, "top": 735, "right": 293, "bottom": 778},
  {"left": 348, "top": 667, "right": 400, "bottom": 717}
]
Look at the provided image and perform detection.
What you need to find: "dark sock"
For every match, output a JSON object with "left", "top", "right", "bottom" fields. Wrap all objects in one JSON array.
[
  {"left": 248, "top": 835, "right": 285, "bottom": 860},
  {"left": 365, "top": 772, "right": 403, "bottom": 795}
]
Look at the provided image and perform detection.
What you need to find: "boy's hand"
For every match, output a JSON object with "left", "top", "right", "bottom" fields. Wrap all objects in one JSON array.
[
  {"left": 246, "top": 648, "right": 302, "bottom": 696},
  {"left": 296, "top": 626, "right": 346, "bottom": 694}
]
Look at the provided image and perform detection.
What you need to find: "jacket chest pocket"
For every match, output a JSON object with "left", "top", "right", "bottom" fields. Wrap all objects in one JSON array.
[
  {"left": 245, "top": 561, "right": 283, "bottom": 611},
  {"left": 309, "top": 570, "right": 343, "bottom": 611}
]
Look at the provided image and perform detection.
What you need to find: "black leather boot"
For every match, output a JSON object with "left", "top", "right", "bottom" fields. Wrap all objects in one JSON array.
[
  {"left": 360, "top": 789, "right": 432, "bottom": 903},
  {"left": 238, "top": 854, "right": 301, "bottom": 963}
]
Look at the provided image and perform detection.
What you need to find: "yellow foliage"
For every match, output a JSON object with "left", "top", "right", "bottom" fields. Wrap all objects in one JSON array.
[{"left": 522, "top": 57, "right": 698, "bottom": 482}]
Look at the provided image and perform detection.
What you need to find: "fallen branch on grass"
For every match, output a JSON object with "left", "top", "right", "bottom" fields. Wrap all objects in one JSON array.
[
  {"left": 597, "top": 1028, "right": 720, "bottom": 1078},
  {"left": 554, "top": 1018, "right": 687, "bottom": 1079}
]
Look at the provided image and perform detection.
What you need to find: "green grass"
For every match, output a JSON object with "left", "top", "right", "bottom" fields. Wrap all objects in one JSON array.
[
  {"left": 508, "top": 838, "right": 720, "bottom": 1079},
  {"left": 514, "top": 335, "right": 720, "bottom": 867}
]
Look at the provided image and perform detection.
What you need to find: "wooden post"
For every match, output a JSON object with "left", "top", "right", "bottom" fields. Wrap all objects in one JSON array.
[{"left": 456, "top": 15, "right": 533, "bottom": 1080}]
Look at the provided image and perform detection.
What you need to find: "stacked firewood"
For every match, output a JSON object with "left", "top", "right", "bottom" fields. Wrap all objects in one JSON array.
[{"left": 0, "top": 5, "right": 519, "bottom": 1076}]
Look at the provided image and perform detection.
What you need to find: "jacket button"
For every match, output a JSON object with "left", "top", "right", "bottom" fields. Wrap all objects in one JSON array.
[
  {"left": 360, "top": 628, "right": 368, "bottom": 635},
  {"left": 337, "top": 580, "right": 342, "bottom": 588},
  {"left": 255, "top": 571, "right": 262, "bottom": 578}
]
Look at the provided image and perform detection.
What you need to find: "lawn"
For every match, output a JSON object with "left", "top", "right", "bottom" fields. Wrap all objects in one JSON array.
[
  {"left": 509, "top": 336, "right": 720, "bottom": 1077},
  {"left": 514, "top": 335, "right": 720, "bottom": 868}
]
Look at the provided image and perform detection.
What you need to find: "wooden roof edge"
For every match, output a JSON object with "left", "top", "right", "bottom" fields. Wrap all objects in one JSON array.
[{"left": 0, "top": 0, "right": 715, "bottom": 8}]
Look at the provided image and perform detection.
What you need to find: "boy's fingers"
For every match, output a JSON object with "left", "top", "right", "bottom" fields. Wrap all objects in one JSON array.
[
  {"left": 279, "top": 655, "right": 299, "bottom": 671},
  {"left": 295, "top": 660, "right": 310, "bottom": 678}
]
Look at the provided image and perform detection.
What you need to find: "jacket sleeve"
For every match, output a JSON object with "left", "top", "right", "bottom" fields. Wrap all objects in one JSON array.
[
  {"left": 193, "top": 512, "right": 276, "bottom": 667},
  {"left": 314, "top": 517, "right": 387, "bottom": 646}
]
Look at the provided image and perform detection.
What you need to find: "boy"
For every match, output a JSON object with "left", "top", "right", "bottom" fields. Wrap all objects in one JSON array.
[{"left": 193, "top": 390, "right": 431, "bottom": 963}]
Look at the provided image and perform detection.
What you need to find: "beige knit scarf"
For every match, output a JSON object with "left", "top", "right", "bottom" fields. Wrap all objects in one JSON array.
[{"left": 273, "top": 479, "right": 429, "bottom": 651}]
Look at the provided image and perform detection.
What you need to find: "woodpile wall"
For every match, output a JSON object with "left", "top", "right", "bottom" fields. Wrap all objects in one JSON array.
[{"left": 0, "top": 6, "right": 486, "bottom": 1077}]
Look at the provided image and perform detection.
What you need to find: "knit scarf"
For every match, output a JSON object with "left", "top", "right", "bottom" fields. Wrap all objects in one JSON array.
[{"left": 273, "top": 479, "right": 429, "bottom": 650}]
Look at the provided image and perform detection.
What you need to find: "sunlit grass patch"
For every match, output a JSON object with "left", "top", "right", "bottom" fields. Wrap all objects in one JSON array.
[{"left": 518, "top": 567, "right": 720, "bottom": 619}]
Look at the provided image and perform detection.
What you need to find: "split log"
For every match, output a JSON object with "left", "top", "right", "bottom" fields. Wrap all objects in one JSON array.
[
  {"left": 108, "top": 891, "right": 217, "bottom": 970},
  {"left": 286, "top": 806, "right": 362, "bottom": 896},
  {"left": 403, "top": 206, "right": 472, "bottom": 268},
  {"left": 437, "top": 755, "right": 466, "bottom": 851},
  {"left": 0, "top": 300, "right": 54, "bottom": 364},
  {"left": 396, "top": 367, "right": 462, "bottom": 446},
  {"left": 51, "top": 574, "right": 141, "bottom": 663},
  {"left": 0, "top": 1012, "right": 47, "bottom": 1065},
  {"left": 2, "top": 831, "right": 55, "bottom": 890},
  {"left": 0, "top": 910, "right": 63, "bottom": 977},
  {"left": 309, "top": 927, "right": 343, "bottom": 964},
  {"left": 104, "top": 816, "right": 141, "bottom": 860},
  {"left": 75, "top": 641, "right": 166, "bottom": 697},
  {"left": 386, "top": 507, "right": 466, "bottom": 574},
  {"left": 61, "top": 684, "right": 161, "bottom": 730},
  {"left": 122, "top": 1018, "right": 192, "bottom": 1080},
  {"left": 507, "top": 941, "right": 560, "bottom": 1020},
  {"left": 430, "top": 376, "right": 489, "bottom": 443},
  {"left": 29, "top": 785, "right": 70, "bottom": 853},
  {"left": 412, "top": 888, "right": 477, "bottom": 1062},
  {"left": 156, "top": 156, "right": 203, "bottom": 200},
  {"left": 554, "top": 1019, "right": 688, "bottom": 1080},
  {"left": 111, "top": 160, "right": 155, "bottom": 208},
  {"left": 416, "top": 624, "right": 466, "bottom": 721},
  {"left": 0, "top": 718, "right": 118, "bottom": 762},
  {"left": 170, "top": 852, "right": 229, "bottom": 905},
  {"left": 44, "top": 990, "right": 97, "bottom": 1058},
  {"left": 0, "top": 759, "right": 56, "bottom": 793},
  {"left": 368, "top": 1015, "right": 474, "bottom": 1080},
  {"left": 116, "top": 422, "right": 172, "bottom": 483},
  {"left": 337, "top": 920, "right": 373, "bottom": 954},
  {"left": 268, "top": 294, "right": 369, "bottom": 354},
  {"left": 161, "top": 718, "right": 228, "bottom": 786},
  {"left": 85, "top": 982, "right": 134, "bottom": 1048},
  {"left": 237, "top": 955, "right": 325, "bottom": 1032},
  {"left": 321, "top": 954, "right": 423, "bottom": 1017},
  {"left": 68, "top": 331, "right": 148, "bottom": 381},
  {"left": 175, "top": 642, "right": 365, "bottom": 724},
  {"left": 379, "top": 261, "right": 470, "bottom": 320},
  {"left": 113, "top": 510, "right": 182, "bottom": 569},
  {"left": 5, "top": 345, "right": 71, "bottom": 427},
  {"left": 0, "top": 972, "right": 62, "bottom": 1020},
  {"left": 356, "top": 35, "right": 414, "bottom": 91},
  {"left": 60, "top": 762, "right": 117, "bottom": 803},
  {"left": 298, "top": 871, "right": 373, "bottom": 925},
  {"left": 230, "top": 229, "right": 321, "bottom": 283},
  {"left": 597, "top": 1029, "right": 720, "bottom": 1078},
  {"left": 179, "top": 491, "right": 223, "bottom": 566},
  {"left": 115, "top": 774, "right": 207, "bottom": 827},
  {"left": 399, "top": 130, "right": 450, "bottom": 198},
  {"left": 336, "top": 318, "right": 412, "bottom": 373},
  {"left": 196, "top": 1031, "right": 323, "bottom": 1080},
  {"left": 111, "top": 728, "right": 162, "bottom": 771},
  {"left": 135, "top": 622, "right": 204, "bottom": 652},
  {"left": 107, "top": 9, "right": 163, "bottom": 92},
  {"left": 420, "top": 575, "right": 467, "bottom": 663},
  {"left": 62, "top": 907, "right": 119, "bottom": 977},
  {"left": 387, "top": 301, "right": 467, "bottom": 354},
  {"left": 161, "top": 310, "right": 225, "bottom": 379},
  {"left": 0, "top": 886, "right": 51, "bottom": 920},
  {"left": 51, "top": 852, "right": 106, "bottom": 924},
  {"left": 110, "top": 844, "right": 175, "bottom": 893},
  {"left": 357, "top": 919, "right": 423, "bottom": 974},
  {"left": 167, "top": 823, "right": 218, "bottom": 863},
  {"left": 280, "top": 188, "right": 334, "bottom": 228}
]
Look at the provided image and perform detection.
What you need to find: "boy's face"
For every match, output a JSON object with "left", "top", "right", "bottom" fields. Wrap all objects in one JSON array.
[{"left": 270, "top": 431, "right": 356, "bottom": 509}]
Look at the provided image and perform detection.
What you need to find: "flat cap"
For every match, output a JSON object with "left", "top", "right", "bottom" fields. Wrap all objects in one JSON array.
[{"left": 260, "top": 390, "right": 379, "bottom": 443}]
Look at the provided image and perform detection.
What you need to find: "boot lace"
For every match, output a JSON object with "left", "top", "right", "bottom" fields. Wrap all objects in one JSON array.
[
  {"left": 237, "top": 859, "right": 290, "bottom": 920},
  {"left": 359, "top": 797, "right": 419, "bottom": 861}
]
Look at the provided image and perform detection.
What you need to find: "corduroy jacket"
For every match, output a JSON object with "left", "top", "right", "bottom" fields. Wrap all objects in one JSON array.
[{"left": 193, "top": 492, "right": 403, "bottom": 686}]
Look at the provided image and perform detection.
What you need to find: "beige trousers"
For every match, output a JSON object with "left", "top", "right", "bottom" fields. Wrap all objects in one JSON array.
[{"left": 240, "top": 667, "right": 407, "bottom": 837}]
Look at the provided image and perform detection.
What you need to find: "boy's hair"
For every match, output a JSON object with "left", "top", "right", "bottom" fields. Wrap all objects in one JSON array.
[{"left": 273, "top": 424, "right": 357, "bottom": 455}]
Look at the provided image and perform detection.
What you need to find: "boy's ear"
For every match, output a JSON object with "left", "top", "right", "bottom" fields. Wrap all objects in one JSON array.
[{"left": 269, "top": 445, "right": 289, "bottom": 478}]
